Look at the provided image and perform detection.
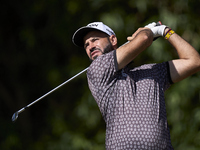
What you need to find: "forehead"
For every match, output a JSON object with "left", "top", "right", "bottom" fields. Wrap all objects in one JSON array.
[{"left": 83, "top": 31, "right": 108, "bottom": 42}]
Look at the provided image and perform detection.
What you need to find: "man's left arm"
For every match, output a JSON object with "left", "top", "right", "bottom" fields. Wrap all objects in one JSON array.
[{"left": 166, "top": 28, "right": 200, "bottom": 83}]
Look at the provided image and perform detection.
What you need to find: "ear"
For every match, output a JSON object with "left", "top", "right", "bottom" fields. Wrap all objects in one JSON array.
[{"left": 109, "top": 35, "right": 118, "bottom": 49}]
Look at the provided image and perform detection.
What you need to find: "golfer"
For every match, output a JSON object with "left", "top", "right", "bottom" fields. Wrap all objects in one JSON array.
[{"left": 72, "top": 22, "right": 200, "bottom": 149}]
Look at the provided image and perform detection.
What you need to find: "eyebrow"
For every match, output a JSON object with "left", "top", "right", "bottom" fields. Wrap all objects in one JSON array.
[{"left": 84, "top": 37, "right": 98, "bottom": 48}]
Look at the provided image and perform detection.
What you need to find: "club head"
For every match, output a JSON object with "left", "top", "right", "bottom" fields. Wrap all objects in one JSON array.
[{"left": 12, "top": 112, "right": 18, "bottom": 122}]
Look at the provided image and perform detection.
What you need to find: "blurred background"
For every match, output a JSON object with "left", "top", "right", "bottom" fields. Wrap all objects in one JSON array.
[{"left": 1, "top": 0, "right": 200, "bottom": 149}]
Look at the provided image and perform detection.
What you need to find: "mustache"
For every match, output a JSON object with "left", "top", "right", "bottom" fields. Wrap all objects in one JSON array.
[
  {"left": 89, "top": 48, "right": 103, "bottom": 56},
  {"left": 89, "top": 48, "right": 103, "bottom": 61},
  {"left": 89, "top": 43, "right": 113, "bottom": 61},
  {"left": 90, "top": 47, "right": 102, "bottom": 53}
]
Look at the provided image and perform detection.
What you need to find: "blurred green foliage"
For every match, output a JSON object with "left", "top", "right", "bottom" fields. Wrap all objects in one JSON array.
[{"left": 0, "top": 0, "right": 200, "bottom": 149}]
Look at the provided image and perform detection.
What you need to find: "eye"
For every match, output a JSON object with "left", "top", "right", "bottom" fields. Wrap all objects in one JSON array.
[
  {"left": 91, "top": 38, "right": 98, "bottom": 42},
  {"left": 84, "top": 43, "right": 89, "bottom": 49},
  {"left": 84, "top": 38, "right": 99, "bottom": 49}
]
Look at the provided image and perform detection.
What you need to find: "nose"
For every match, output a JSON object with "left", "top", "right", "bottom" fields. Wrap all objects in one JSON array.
[
  {"left": 87, "top": 42, "right": 96, "bottom": 52},
  {"left": 90, "top": 47, "right": 96, "bottom": 53}
]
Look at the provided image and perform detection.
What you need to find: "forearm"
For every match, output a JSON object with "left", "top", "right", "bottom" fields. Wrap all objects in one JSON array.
[
  {"left": 165, "top": 28, "right": 200, "bottom": 82},
  {"left": 165, "top": 28, "right": 199, "bottom": 60},
  {"left": 116, "top": 28, "right": 153, "bottom": 70}
]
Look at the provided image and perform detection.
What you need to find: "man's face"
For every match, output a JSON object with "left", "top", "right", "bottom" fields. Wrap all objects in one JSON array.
[{"left": 83, "top": 31, "right": 114, "bottom": 61}]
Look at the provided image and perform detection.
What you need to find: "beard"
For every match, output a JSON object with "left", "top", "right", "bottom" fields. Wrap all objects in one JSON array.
[{"left": 90, "top": 38, "right": 114, "bottom": 61}]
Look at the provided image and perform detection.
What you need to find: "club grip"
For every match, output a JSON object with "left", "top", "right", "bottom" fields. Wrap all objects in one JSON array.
[
  {"left": 153, "top": 21, "right": 162, "bottom": 41},
  {"left": 156, "top": 21, "right": 162, "bottom": 26}
]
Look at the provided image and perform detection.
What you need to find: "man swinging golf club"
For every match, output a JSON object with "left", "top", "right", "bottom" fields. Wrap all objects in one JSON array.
[{"left": 72, "top": 21, "right": 200, "bottom": 149}]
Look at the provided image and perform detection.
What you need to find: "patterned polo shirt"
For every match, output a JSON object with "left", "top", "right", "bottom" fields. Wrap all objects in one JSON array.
[{"left": 87, "top": 50, "right": 174, "bottom": 150}]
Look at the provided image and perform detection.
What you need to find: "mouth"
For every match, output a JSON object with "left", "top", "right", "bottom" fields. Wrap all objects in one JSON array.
[{"left": 90, "top": 50, "right": 101, "bottom": 59}]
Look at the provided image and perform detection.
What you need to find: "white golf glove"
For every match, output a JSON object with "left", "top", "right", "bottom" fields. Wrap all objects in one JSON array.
[
  {"left": 145, "top": 22, "right": 167, "bottom": 38},
  {"left": 145, "top": 22, "right": 157, "bottom": 29}
]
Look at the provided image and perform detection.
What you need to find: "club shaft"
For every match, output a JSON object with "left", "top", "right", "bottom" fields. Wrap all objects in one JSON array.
[{"left": 21, "top": 67, "right": 89, "bottom": 112}]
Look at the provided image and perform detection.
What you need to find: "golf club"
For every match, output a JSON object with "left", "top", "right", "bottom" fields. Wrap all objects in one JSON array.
[
  {"left": 12, "top": 21, "right": 162, "bottom": 122},
  {"left": 12, "top": 67, "right": 89, "bottom": 122}
]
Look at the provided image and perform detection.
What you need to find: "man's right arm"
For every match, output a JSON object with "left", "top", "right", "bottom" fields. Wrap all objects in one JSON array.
[{"left": 116, "top": 28, "right": 153, "bottom": 70}]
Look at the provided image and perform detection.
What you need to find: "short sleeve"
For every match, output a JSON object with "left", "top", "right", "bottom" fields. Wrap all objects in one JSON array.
[
  {"left": 86, "top": 50, "right": 118, "bottom": 114},
  {"left": 87, "top": 50, "right": 118, "bottom": 88}
]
